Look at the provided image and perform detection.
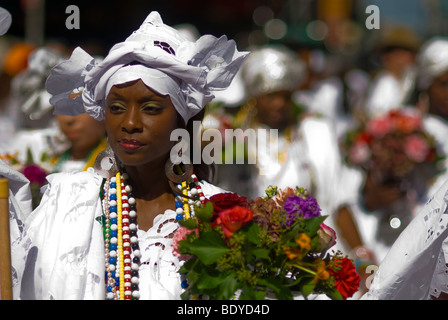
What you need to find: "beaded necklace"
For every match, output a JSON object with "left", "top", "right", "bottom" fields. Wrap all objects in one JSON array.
[{"left": 102, "top": 169, "right": 205, "bottom": 300}]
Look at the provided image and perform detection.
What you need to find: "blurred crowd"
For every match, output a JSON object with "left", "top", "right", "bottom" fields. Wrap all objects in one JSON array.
[{"left": 1, "top": 3, "right": 448, "bottom": 298}]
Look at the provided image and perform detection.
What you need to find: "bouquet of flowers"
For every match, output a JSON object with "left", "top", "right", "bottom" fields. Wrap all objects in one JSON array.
[
  {"left": 172, "top": 186, "right": 360, "bottom": 300},
  {"left": 342, "top": 109, "right": 444, "bottom": 180}
]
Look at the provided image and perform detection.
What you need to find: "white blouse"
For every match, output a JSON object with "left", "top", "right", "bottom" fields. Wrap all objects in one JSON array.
[
  {"left": 11, "top": 169, "right": 224, "bottom": 300},
  {"left": 362, "top": 177, "right": 448, "bottom": 300}
]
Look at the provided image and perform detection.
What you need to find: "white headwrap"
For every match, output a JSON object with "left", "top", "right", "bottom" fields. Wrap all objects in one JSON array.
[
  {"left": 240, "top": 45, "right": 306, "bottom": 97},
  {"left": 0, "top": 7, "right": 12, "bottom": 36},
  {"left": 417, "top": 37, "right": 448, "bottom": 90},
  {"left": 46, "top": 11, "right": 249, "bottom": 124}
]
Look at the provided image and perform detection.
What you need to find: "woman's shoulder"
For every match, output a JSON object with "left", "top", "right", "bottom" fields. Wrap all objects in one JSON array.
[
  {"left": 46, "top": 168, "right": 103, "bottom": 185},
  {"left": 43, "top": 168, "right": 104, "bottom": 197}
]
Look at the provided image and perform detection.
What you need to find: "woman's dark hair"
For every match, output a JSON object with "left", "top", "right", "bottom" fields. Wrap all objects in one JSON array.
[{"left": 185, "top": 107, "right": 216, "bottom": 184}]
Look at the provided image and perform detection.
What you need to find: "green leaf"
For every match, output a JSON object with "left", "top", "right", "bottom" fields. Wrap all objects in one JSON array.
[
  {"left": 244, "top": 222, "right": 261, "bottom": 245},
  {"left": 303, "top": 215, "right": 327, "bottom": 236},
  {"left": 220, "top": 275, "right": 239, "bottom": 300},
  {"left": 300, "top": 278, "right": 316, "bottom": 298},
  {"left": 257, "top": 278, "right": 292, "bottom": 300},
  {"left": 189, "top": 231, "right": 230, "bottom": 265},
  {"left": 26, "top": 147, "right": 35, "bottom": 165},
  {"left": 178, "top": 218, "right": 198, "bottom": 229},
  {"left": 238, "top": 284, "right": 256, "bottom": 300},
  {"left": 196, "top": 268, "right": 226, "bottom": 290},
  {"left": 252, "top": 248, "right": 270, "bottom": 260},
  {"left": 195, "top": 201, "right": 214, "bottom": 222},
  {"left": 326, "top": 288, "right": 344, "bottom": 300}
]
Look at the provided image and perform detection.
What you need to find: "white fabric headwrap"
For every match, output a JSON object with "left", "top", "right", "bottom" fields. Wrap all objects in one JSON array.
[
  {"left": 46, "top": 11, "right": 249, "bottom": 124},
  {"left": 0, "top": 7, "right": 12, "bottom": 36},
  {"left": 104, "top": 64, "right": 186, "bottom": 115},
  {"left": 417, "top": 37, "right": 448, "bottom": 90},
  {"left": 240, "top": 45, "right": 306, "bottom": 97}
]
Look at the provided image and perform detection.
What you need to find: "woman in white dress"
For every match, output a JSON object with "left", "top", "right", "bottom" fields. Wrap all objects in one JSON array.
[
  {"left": 233, "top": 45, "right": 342, "bottom": 220},
  {"left": 6, "top": 11, "right": 248, "bottom": 300},
  {"left": 360, "top": 37, "right": 448, "bottom": 300}
]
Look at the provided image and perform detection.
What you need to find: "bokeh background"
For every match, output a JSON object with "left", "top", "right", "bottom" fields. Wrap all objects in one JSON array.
[{"left": 2, "top": 0, "right": 448, "bottom": 54}]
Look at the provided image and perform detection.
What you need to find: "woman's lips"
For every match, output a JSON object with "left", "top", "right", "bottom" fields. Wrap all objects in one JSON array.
[
  {"left": 65, "top": 131, "right": 80, "bottom": 140},
  {"left": 118, "top": 139, "right": 145, "bottom": 150}
]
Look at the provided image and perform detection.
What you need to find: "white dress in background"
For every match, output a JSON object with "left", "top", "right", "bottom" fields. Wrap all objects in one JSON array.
[
  {"left": 247, "top": 117, "right": 347, "bottom": 257},
  {"left": 365, "top": 68, "right": 416, "bottom": 118},
  {"left": 249, "top": 117, "right": 342, "bottom": 218}
]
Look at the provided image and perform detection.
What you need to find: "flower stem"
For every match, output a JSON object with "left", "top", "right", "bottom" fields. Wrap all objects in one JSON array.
[{"left": 289, "top": 263, "right": 316, "bottom": 276}]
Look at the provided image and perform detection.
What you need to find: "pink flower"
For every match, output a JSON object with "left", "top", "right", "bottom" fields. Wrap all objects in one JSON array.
[
  {"left": 171, "top": 227, "right": 198, "bottom": 259},
  {"left": 348, "top": 141, "right": 370, "bottom": 164},
  {"left": 272, "top": 187, "right": 296, "bottom": 208},
  {"left": 317, "top": 223, "right": 337, "bottom": 251},
  {"left": 366, "top": 116, "right": 393, "bottom": 138},
  {"left": 404, "top": 134, "right": 429, "bottom": 163}
]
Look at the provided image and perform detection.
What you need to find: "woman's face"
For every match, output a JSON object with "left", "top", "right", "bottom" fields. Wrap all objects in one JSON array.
[
  {"left": 256, "top": 90, "right": 293, "bottom": 130},
  {"left": 428, "top": 71, "right": 448, "bottom": 120},
  {"left": 55, "top": 113, "right": 105, "bottom": 159},
  {"left": 105, "top": 79, "right": 180, "bottom": 167}
]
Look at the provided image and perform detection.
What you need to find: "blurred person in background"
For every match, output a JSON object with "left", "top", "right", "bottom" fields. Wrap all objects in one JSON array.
[
  {"left": 333, "top": 37, "right": 448, "bottom": 296},
  {"left": 217, "top": 45, "right": 346, "bottom": 262},
  {"left": 51, "top": 113, "right": 107, "bottom": 173},
  {"left": 0, "top": 41, "right": 36, "bottom": 150},
  {"left": 416, "top": 36, "right": 448, "bottom": 196},
  {"left": 1, "top": 46, "right": 68, "bottom": 164},
  {"left": 364, "top": 26, "right": 421, "bottom": 118}
]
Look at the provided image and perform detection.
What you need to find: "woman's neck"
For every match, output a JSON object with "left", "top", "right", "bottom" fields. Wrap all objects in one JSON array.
[
  {"left": 121, "top": 159, "right": 177, "bottom": 231},
  {"left": 122, "top": 160, "right": 172, "bottom": 200}
]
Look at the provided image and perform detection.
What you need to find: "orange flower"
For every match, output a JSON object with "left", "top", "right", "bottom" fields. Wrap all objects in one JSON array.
[
  {"left": 313, "top": 259, "right": 330, "bottom": 284},
  {"left": 284, "top": 246, "right": 301, "bottom": 260},
  {"left": 296, "top": 233, "right": 311, "bottom": 251}
]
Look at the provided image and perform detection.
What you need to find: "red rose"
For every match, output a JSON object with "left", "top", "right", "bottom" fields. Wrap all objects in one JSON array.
[
  {"left": 216, "top": 206, "right": 253, "bottom": 237},
  {"left": 328, "top": 257, "right": 360, "bottom": 300},
  {"left": 209, "top": 192, "right": 248, "bottom": 213}
]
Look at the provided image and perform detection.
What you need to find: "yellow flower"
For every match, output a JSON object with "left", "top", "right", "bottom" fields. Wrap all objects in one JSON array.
[
  {"left": 296, "top": 233, "right": 311, "bottom": 251},
  {"left": 313, "top": 259, "right": 330, "bottom": 284}
]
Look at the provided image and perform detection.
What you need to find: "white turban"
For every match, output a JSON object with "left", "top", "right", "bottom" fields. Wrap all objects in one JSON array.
[
  {"left": 240, "top": 45, "right": 306, "bottom": 97},
  {"left": 46, "top": 11, "right": 249, "bottom": 124},
  {"left": 417, "top": 37, "right": 448, "bottom": 90},
  {"left": 0, "top": 7, "right": 12, "bottom": 36}
]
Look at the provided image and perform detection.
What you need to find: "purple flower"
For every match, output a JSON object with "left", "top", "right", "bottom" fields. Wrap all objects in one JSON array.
[
  {"left": 22, "top": 165, "right": 47, "bottom": 185},
  {"left": 283, "top": 195, "right": 321, "bottom": 225}
]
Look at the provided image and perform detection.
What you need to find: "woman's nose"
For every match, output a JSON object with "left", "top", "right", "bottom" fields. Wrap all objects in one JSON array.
[{"left": 121, "top": 107, "right": 143, "bottom": 134}]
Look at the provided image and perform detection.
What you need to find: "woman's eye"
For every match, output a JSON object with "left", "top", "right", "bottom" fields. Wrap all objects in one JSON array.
[
  {"left": 108, "top": 103, "right": 125, "bottom": 112},
  {"left": 142, "top": 104, "right": 163, "bottom": 113}
]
